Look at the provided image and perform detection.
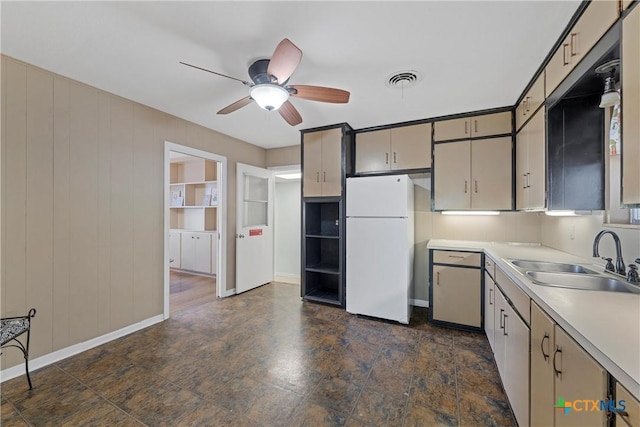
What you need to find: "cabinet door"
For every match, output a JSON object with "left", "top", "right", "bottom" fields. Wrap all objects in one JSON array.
[
  {"left": 355, "top": 129, "right": 391, "bottom": 173},
  {"left": 433, "top": 117, "right": 470, "bottom": 141},
  {"left": 516, "top": 73, "right": 545, "bottom": 131},
  {"left": 623, "top": 0, "right": 633, "bottom": 10},
  {"left": 554, "top": 327, "right": 608, "bottom": 427},
  {"left": 616, "top": 382, "right": 640, "bottom": 427},
  {"left": 193, "top": 232, "right": 212, "bottom": 273},
  {"left": 503, "top": 304, "right": 530, "bottom": 427},
  {"left": 471, "top": 136, "right": 512, "bottom": 210},
  {"left": 493, "top": 287, "right": 508, "bottom": 378},
  {"left": 484, "top": 271, "right": 496, "bottom": 352},
  {"left": 303, "top": 131, "right": 323, "bottom": 197},
  {"left": 526, "top": 108, "right": 546, "bottom": 210},
  {"left": 568, "top": 0, "right": 619, "bottom": 74},
  {"left": 623, "top": 5, "right": 640, "bottom": 204},
  {"left": 210, "top": 231, "right": 217, "bottom": 275},
  {"left": 391, "top": 123, "right": 432, "bottom": 170},
  {"left": 515, "top": 127, "right": 528, "bottom": 210},
  {"left": 433, "top": 141, "right": 471, "bottom": 210},
  {"left": 432, "top": 265, "right": 481, "bottom": 327},
  {"left": 530, "top": 302, "right": 556, "bottom": 427},
  {"left": 169, "top": 231, "right": 181, "bottom": 269},
  {"left": 321, "top": 128, "right": 343, "bottom": 196},
  {"left": 181, "top": 232, "right": 196, "bottom": 271},
  {"left": 471, "top": 111, "right": 512, "bottom": 138}
]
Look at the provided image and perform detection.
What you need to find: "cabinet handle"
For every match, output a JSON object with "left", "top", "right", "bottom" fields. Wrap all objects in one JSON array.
[
  {"left": 464, "top": 121, "right": 468, "bottom": 135},
  {"left": 436, "top": 271, "right": 440, "bottom": 286},
  {"left": 323, "top": 171, "right": 326, "bottom": 182},
  {"left": 569, "top": 33, "right": 577, "bottom": 56},
  {"left": 525, "top": 96, "right": 531, "bottom": 112},
  {"left": 499, "top": 309, "right": 505, "bottom": 329},
  {"left": 503, "top": 314, "right": 508, "bottom": 336},
  {"left": 464, "top": 180, "right": 468, "bottom": 193},
  {"left": 489, "top": 288, "right": 493, "bottom": 305},
  {"left": 541, "top": 332, "right": 550, "bottom": 361},
  {"left": 522, "top": 99, "right": 528, "bottom": 115},
  {"left": 393, "top": 152, "right": 397, "bottom": 164},
  {"left": 385, "top": 152, "right": 389, "bottom": 164},
  {"left": 196, "top": 236, "right": 200, "bottom": 239},
  {"left": 553, "top": 345, "right": 562, "bottom": 378},
  {"left": 474, "top": 119, "right": 478, "bottom": 134},
  {"left": 447, "top": 255, "right": 466, "bottom": 259},
  {"left": 523, "top": 174, "right": 527, "bottom": 189},
  {"left": 474, "top": 180, "right": 478, "bottom": 193},
  {"left": 526, "top": 172, "right": 531, "bottom": 188},
  {"left": 316, "top": 172, "right": 320, "bottom": 183},
  {"left": 562, "top": 43, "right": 570, "bottom": 66}
]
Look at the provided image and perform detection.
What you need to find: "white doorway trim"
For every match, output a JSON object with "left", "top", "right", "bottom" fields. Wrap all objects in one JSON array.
[{"left": 163, "top": 142, "right": 228, "bottom": 319}]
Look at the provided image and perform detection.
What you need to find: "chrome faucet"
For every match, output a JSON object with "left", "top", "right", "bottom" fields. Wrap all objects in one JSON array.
[{"left": 592, "top": 230, "right": 626, "bottom": 275}]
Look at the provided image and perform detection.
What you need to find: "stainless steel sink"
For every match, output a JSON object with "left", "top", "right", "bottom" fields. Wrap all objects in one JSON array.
[
  {"left": 526, "top": 271, "right": 640, "bottom": 294},
  {"left": 508, "top": 259, "right": 599, "bottom": 274}
]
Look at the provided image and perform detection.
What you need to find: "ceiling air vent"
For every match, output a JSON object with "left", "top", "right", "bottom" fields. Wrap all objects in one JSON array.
[{"left": 385, "top": 70, "right": 422, "bottom": 89}]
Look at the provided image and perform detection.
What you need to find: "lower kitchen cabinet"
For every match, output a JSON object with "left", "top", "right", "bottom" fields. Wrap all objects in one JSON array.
[
  {"left": 484, "top": 269, "right": 496, "bottom": 352},
  {"left": 169, "top": 230, "right": 181, "bottom": 269},
  {"left": 181, "top": 232, "right": 212, "bottom": 273},
  {"left": 530, "top": 301, "right": 608, "bottom": 427},
  {"left": 616, "top": 382, "right": 640, "bottom": 427},
  {"left": 429, "top": 250, "right": 482, "bottom": 329}
]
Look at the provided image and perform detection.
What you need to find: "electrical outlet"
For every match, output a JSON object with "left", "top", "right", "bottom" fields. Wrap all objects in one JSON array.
[{"left": 570, "top": 224, "right": 575, "bottom": 240}]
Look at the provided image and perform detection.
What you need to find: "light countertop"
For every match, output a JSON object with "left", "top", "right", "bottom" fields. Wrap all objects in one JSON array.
[{"left": 428, "top": 239, "right": 640, "bottom": 399}]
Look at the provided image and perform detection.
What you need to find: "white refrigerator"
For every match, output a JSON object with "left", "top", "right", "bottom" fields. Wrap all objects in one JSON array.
[{"left": 346, "top": 175, "right": 414, "bottom": 324}]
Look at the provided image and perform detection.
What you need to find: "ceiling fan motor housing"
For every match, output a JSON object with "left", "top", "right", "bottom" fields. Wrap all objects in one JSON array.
[{"left": 248, "top": 59, "right": 275, "bottom": 84}]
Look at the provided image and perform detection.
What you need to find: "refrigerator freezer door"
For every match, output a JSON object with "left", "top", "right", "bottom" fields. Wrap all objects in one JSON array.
[
  {"left": 346, "top": 217, "right": 411, "bottom": 323},
  {"left": 346, "top": 175, "right": 410, "bottom": 218}
]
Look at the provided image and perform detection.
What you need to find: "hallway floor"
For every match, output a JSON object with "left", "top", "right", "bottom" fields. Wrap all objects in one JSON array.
[{"left": 1, "top": 281, "right": 515, "bottom": 426}]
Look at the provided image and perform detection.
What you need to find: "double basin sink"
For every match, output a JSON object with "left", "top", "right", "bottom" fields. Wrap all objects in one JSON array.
[{"left": 506, "top": 259, "right": 640, "bottom": 294}]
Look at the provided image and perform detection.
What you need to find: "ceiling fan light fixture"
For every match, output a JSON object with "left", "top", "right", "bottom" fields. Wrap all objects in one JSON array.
[{"left": 250, "top": 84, "right": 289, "bottom": 111}]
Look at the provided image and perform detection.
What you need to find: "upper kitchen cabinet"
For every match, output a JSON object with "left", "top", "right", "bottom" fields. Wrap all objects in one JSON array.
[
  {"left": 623, "top": 0, "right": 634, "bottom": 10},
  {"left": 516, "top": 107, "right": 546, "bottom": 211},
  {"left": 302, "top": 125, "right": 352, "bottom": 197},
  {"left": 355, "top": 123, "right": 431, "bottom": 174},
  {"left": 433, "top": 136, "right": 512, "bottom": 210},
  {"left": 516, "top": 72, "right": 545, "bottom": 132},
  {"left": 433, "top": 111, "right": 511, "bottom": 141},
  {"left": 622, "top": 4, "right": 640, "bottom": 205},
  {"left": 545, "top": 0, "right": 619, "bottom": 97}
]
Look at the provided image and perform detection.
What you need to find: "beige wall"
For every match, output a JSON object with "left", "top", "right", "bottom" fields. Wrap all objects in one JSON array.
[
  {"left": 0, "top": 56, "right": 266, "bottom": 369},
  {"left": 266, "top": 145, "right": 300, "bottom": 168}
]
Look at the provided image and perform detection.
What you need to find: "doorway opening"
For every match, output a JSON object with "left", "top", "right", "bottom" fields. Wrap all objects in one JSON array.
[
  {"left": 271, "top": 165, "right": 301, "bottom": 286},
  {"left": 164, "top": 142, "right": 227, "bottom": 319}
]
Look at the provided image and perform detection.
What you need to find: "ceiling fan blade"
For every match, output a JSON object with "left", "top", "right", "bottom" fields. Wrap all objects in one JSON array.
[
  {"left": 180, "top": 62, "right": 251, "bottom": 86},
  {"left": 267, "top": 39, "right": 302, "bottom": 84},
  {"left": 278, "top": 101, "right": 303, "bottom": 126},
  {"left": 217, "top": 96, "right": 253, "bottom": 115},
  {"left": 289, "top": 85, "right": 350, "bottom": 103}
]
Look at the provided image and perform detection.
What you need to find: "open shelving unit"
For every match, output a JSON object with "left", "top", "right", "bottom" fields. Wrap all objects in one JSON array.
[{"left": 170, "top": 158, "right": 218, "bottom": 232}]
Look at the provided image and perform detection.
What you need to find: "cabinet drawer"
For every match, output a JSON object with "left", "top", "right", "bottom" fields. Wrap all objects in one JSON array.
[
  {"left": 433, "top": 250, "right": 481, "bottom": 267},
  {"left": 484, "top": 256, "right": 495, "bottom": 279},
  {"left": 617, "top": 382, "right": 640, "bottom": 427},
  {"left": 495, "top": 267, "right": 530, "bottom": 324},
  {"left": 516, "top": 72, "right": 545, "bottom": 131}
]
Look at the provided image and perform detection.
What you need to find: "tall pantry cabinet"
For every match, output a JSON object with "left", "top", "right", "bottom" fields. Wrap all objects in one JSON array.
[{"left": 301, "top": 124, "right": 352, "bottom": 307}]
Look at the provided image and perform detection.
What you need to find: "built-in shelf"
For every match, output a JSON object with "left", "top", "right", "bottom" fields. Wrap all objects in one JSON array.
[
  {"left": 305, "top": 234, "right": 340, "bottom": 240},
  {"left": 306, "top": 263, "right": 340, "bottom": 274}
]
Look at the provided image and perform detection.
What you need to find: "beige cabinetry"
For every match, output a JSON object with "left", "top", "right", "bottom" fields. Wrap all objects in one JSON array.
[
  {"left": 433, "top": 137, "right": 512, "bottom": 210},
  {"left": 516, "top": 107, "right": 546, "bottom": 210},
  {"left": 170, "top": 158, "right": 218, "bottom": 231},
  {"left": 484, "top": 267, "right": 496, "bottom": 352},
  {"left": 303, "top": 128, "right": 343, "bottom": 197},
  {"left": 433, "top": 111, "right": 511, "bottom": 141},
  {"left": 623, "top": 0, "right": 634, "bottom": 10},
  {"left": 622, "top": 4, "right": 640, "bottom": 204},
  {"left": 616, "top": 382, "right": 640, "bottom": 427},
  {"left": 516, "top": 72, "right": 545, "bottom": 131},
  {"left": 169, "top": 231, "right": 181, "bottom": 269},
  {"left": 545, "top": 0, "right": 619, "bottom": 96},
  {"left": 355, "top": 123, "right": 431, "bottom": 173},
  {"left": 530, "top": 301, "right": 608, "bottom": 427},
  {"left": 431, "top": 251, "right": 482, "bottom": 328},
  {"left": 180, "top": 231, "right": 213, "bottom": 273}
]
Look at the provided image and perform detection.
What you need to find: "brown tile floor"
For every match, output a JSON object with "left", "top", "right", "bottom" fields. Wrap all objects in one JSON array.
[{"left": 1, "top": 281, "right": 516, "bottom": 426}]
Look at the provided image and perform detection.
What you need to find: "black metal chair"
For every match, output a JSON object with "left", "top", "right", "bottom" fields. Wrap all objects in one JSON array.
[{"left": 1, "top": 308, "right": 36, "bottom": 389}]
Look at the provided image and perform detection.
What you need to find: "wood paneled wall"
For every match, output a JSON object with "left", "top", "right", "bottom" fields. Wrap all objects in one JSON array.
[{"left": 1, "top": 56, "right": 266, "bottom": 369}]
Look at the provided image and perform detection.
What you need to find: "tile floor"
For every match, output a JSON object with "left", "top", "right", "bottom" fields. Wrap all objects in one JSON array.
[{"left": 1, "top": 281, "right": 516, "bottom": 426}]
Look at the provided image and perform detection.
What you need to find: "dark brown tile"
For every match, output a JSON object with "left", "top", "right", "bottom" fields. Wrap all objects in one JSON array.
[
  {"left": 58, "top": 400, "right": 139, "bottom": 426},
  {"left": 174, "top": 400, "right": 247, "bottom": 426},
  {"left": 309, "top": 375, "right": 363, "bottom": 415},
  {"left": 458, "top": 389, "right": 516, "bottom": 426},
  {"left": 409, "top": 375, "right": 458, "bottom": 417},
  {"left": 244, "top": 384, "right": 303, "bottom": 425},
  {"left": 208, "top": 375, "right": 268, "bottom": 414},
  {"left": 130, "top": 387, "right": 202, "bottom": 427},
  {"left": 290, "top": 401, "right": 348, "bottom": 427},
  {"left": 365, "top": 364, "right": 413, "bottom": 395},
  {"left": 351, "top": 387, "right": 407, "bottom": 426},
  {"left": 404, "top": 403, "right": 459, "bottom": 427},
  {"left": 20, "top": 383, "right": 105, "bottom": 426}
]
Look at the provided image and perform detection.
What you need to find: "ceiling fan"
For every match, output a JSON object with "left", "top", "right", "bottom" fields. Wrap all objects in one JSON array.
[{"left": 180, "top": 39, "right": 350, "bottom": 126}]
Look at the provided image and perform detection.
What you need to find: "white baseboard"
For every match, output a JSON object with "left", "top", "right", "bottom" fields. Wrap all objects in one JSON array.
[
  {"left": 411, "top": 298, "right": 429, "bottom": 308},
  {"left": 0, "top": 314, "right": 164, "bottom": 383},
  {"left": 221, "top": 288, "right": 236, "bottom": 298},
  {"left": 274, "top": 273, "right": 301, "bottom": 285}
]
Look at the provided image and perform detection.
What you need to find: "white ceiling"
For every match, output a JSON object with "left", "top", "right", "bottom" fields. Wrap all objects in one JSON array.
[{"left": 1, "top": 1, "right": 580, "bottom": 149}]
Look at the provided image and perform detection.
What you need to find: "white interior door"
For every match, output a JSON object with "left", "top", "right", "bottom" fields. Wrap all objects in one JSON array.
[{"left": 236, "top": 163, "right": 274, "bottom": 293}]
